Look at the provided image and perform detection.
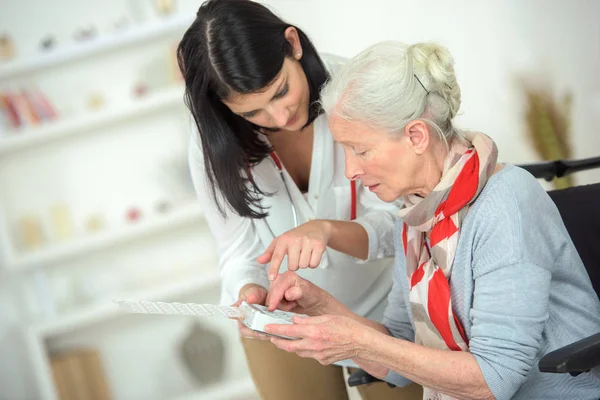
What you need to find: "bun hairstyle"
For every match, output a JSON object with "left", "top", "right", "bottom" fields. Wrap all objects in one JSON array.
[{"left": 321, "top": 41, "right": 461, "bottom": 145}]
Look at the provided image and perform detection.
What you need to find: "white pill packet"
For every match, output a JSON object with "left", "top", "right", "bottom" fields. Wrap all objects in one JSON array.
[
  {"left": 114, "top": 299, "right": 305, "bottom": 340},
  {"left": 239, "top": 302, "right": 305, "bottom": 340}
]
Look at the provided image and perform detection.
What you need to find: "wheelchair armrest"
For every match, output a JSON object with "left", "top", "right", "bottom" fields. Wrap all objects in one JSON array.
[
  {"left": 347, "top": 369, "right": 388, "bottom": 387},
  {"left": 538, "top": 332, "right": 600, "bottom": 376}
]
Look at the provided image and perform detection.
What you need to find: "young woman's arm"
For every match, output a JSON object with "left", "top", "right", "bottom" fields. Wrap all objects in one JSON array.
[{"left": 259, "top": 182, "right": 399, "bottom": 280}]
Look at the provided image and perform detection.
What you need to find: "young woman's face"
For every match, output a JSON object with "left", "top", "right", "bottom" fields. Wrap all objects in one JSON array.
[{"left": 223, "top": 56, "right": 310, "bottom": 132}]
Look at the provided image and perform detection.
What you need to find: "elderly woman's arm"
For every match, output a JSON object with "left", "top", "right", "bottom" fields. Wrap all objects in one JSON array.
[
  {"left": 357, "top": 333, "right": 494, "bottom": 399},
  {"left": 266, "top": 272, "right": 494, "bottom": 400},
  {"left": 266, "top": 310, "right": 493, "bottom": 399}
]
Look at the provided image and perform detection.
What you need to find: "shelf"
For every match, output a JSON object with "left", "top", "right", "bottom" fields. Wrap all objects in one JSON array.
[
  {"left": 171, "top": 377, "right": 258, "bottom": 400},
  {"left": 7, "top": 202, "right": 204, "bottom": 272},
  {"left": 28, "top": 270, "right": 221, "bottom": 338},
  {"left": 0, "top": 84, "right": 186, "bottom": 155},
  {"left": 0, "top": 15, "right": 193, "bottom": 80}
]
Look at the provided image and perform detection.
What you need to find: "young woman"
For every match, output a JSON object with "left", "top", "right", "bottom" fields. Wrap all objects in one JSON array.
[{"left": 177, "top": 1, "right": 422, "bottom": 399}]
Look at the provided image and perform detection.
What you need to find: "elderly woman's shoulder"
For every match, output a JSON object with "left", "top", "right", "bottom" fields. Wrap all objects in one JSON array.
[
  {"left": 475, "top": 164, "right": 555, "bottom": 215},
  {"left": 493, "top": 164, "right": 545, "bottom": 191},
  {"left": 468, "top": 164, "right": 566, "bottom": 263}
]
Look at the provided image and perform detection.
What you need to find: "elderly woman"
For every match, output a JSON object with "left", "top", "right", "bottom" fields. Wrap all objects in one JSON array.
[{"left": 260, "top": 41, "right": 600, "bottom": 400}]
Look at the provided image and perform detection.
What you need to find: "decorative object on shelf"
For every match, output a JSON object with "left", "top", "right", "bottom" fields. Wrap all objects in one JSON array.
[
  {"left": 155, "top": 0, "right": 176, "bottom": 16},
  {"left": 126, "top": 207, "right": 142, "bottom": 222},
  {"left": 0, "top": 91, "right": 20, "bottom": 129},
  {"left": 132, "top": 82, "right": 149, "bottom": 98},
  {"left": 179, "top": 322, "right": 226, "bottom": 385},
  {"left": 0, "top": 88, "right": 58, "bottom": 129},
  {"left": 85, "top": 214, "right": 105, "bottom": 233},
  {"left": 25, "top": 87, "right": 59, "bottom": 122},
  {"left": 155, "top": 200, "right": 171, "bottom": 214},
  {"left": 87, "top": 93, "right": 105, "bottom": 110},
  {"left": 10, "top": 91, "right": 40, "bottom": 126},
  {"left": 73, "top": 26, "right": 98, "bottom": 41},
  {"left": 0, "top": 33, "right": 16, "bottom": 61},
  {"left": 50, "top": 348, "right": 111, "bottom": 400},
  {"left": 16, "top": 214, "right": 46, "bottom": 250},
  {"left": 49, "top": 203, "right": 74, "bottom": 242},
  {"left": 40, "top": 35, "right": 56, "bottom": 51},
  {"left": 522, "top": 78, "right": 573, "bottom": 189}
]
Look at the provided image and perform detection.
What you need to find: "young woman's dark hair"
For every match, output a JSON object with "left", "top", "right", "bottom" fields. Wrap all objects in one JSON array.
[{"left": 178, "top": 0, "right": 329, "bottom": 218}]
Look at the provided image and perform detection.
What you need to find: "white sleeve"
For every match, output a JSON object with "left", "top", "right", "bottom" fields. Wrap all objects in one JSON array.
[
  {"left": 352, "top": 183, "right": 400, "bottom": 261},
  {"left": 188, "top": 136, "right": 270, "bottom": 303}
]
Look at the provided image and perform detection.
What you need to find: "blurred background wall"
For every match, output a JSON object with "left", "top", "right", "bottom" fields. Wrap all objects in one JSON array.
[{"left": 0, "top": 0, "right": 598, "bottom": 399}]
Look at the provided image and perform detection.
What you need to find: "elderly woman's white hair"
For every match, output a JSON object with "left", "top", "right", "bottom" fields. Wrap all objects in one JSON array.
[{"left": 320, "top": 41, "right": 462, "bottom": 146}]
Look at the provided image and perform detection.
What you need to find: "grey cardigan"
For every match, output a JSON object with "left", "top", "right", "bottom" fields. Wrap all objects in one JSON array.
[{"left": 383, "top": 164, "right": 600, "bottom": 399}]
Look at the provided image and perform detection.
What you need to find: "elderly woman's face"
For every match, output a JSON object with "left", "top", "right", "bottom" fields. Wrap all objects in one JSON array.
[{"left": 329, "top": 115, "right": 423, "bottom": 202}]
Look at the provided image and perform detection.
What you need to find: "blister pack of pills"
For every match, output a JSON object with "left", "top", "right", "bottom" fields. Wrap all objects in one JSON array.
[
  {"left": 239, "top": 302, "right": 301, "bottom": 339},
  {"left": 114, "top": 299, "right": 246, "bottom": 318},
  {"left": 114, "top": 299, "right": 304, "bottom": 339}
]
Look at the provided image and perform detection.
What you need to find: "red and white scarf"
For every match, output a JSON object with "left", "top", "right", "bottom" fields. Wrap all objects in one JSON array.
[{"left": 398, "top": 132, "right": 498, "bottom": 400}]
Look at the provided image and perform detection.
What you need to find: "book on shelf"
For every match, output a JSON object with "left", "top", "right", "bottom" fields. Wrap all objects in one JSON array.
[
  {"left": 0, "top": 88, "right": 57, "bottom": 131},
  {"left": 50, "top": 348, "right": 111, "bottom": 400}
]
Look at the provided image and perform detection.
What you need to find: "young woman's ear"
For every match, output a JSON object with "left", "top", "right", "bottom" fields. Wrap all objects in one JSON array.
[
  {"left": 284, "top": 27, "right": 302, "bottom": 59},
  {"left": 404, "top": 120, "right": 430, "bottom": 155}
]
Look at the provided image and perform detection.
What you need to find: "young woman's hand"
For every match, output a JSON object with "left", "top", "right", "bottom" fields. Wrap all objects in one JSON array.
[
  {"left": 265, "top": 271, "right": 332, "bottom": 316},
  {"left": 233, "top": 284, "right": 271, "bottom": 340},
  {"left": 257, "top": 220, "right": 333, "bottom": 280},
  {"left": 234, "top": 283, "right": 268, "bottom": 307}
]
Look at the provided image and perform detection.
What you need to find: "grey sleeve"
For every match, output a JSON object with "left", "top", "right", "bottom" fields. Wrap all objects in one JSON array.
[
  {"left": 468, "top": 185, "right": 554, "bottom": 400},
  {"left": 470, "top": 261, "right": 551, "bottom": 400}
]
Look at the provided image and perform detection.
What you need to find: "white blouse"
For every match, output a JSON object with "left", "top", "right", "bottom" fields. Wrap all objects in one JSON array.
[{"left": 187, "top": 56, "right": 398, "bottom": 320}]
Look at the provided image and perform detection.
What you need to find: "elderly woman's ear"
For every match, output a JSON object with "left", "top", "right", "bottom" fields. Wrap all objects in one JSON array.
[{"left": 404, "top": 120, "right": 430, "bottom": 155}]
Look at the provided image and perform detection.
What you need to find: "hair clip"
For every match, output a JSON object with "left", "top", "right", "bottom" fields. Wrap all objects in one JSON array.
[{"left": 414, "top": 74, "right": 429, "bottom": 95}]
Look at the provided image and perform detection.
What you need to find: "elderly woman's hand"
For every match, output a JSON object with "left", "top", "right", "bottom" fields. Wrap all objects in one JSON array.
[
  {"left": 264, "top": 314, "right": 371, "bottom": 365},
  {"left": 257, "top": 220, "right": 332, "bottom": 281},
  {"left": 265, "top": 271, "right": 332, "bottom": 315}
]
